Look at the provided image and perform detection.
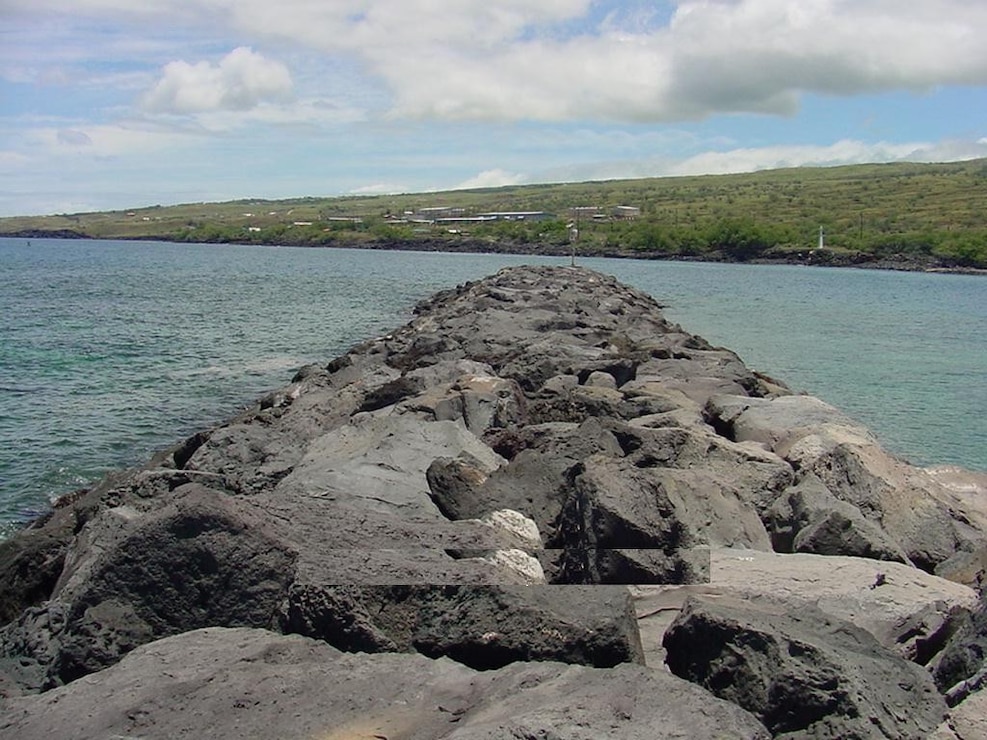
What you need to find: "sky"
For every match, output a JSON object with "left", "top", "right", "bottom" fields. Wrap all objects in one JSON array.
[{"left": 2, "top": 0, "right": 987, "bottom": 217}]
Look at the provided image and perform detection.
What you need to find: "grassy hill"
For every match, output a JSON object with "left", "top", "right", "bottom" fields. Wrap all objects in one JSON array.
[{"left": 3, "top": 159, "right": 987, "bottom": 268}]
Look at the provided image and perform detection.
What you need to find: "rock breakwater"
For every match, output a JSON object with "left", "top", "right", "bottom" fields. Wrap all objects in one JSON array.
[{"left": 2, "top": 265, "right": 986, "bottom": 738}]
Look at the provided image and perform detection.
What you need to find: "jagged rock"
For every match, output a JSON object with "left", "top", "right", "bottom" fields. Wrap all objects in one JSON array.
[
  {"left": 924, "top": 466, "right": 987, "bottom": 585},
  {"left": 0, "top": 627, "right": 771, "bottom": 740},
  {"left": 604, "top": 419, "right": 794, "bottom": 515},
  {"left": 1, "top": 264, "right": 984, "bottom": 735},
  {"left": 414, "top": 585, "right": 644, "bottom": 669},
  {"left": 0, "top": 604, "right": 67, "bottom": 695},
  {"left": 387, "top": 360, "right": 527, "bottom": 435},
  {"left": 0, "top": 529, "right": 69, "bottom": 626},
  {"left": 765, "top": 473, "right": 909, "bottom": 562},
  {"left": 456, "top": 419, "right": 623, "bottom": 541},
  {"left": 556, "top": 455, "right": 770, "bottom": 584},
  {"left": 273, "top": 414, "right": 505, "bottom": 518},
  {"left": 565, "top": 546, "right": 711, "bottom": 586},
  {"left": 279, "top": 584, "right": 643, "bottom": 669},
  {"left": 934, "top": 596, "right": 987, "bottom": 698},
  {"left": 663, "top": 594, "right": 946, "bottom": 739},
  {"left": 426, "top": 453, "right": 500, "bottom": 522},
  {"left": 633, "top": 349, "right": 762, "bottom": 405},
  {"left": 705, "top": 393, "right": 867, "bottom": 449},
  {"left": 706, "top": 393, "right": 982, "bottom": 572},
  {"left": 890, "top": 601, "right": 967, "bottom": 666},
  {"left": 53, "top": 486, "right": 294, "bottom": 684},
  {"left": 357, "top": 373, "right": 426, "bottom": 412}
]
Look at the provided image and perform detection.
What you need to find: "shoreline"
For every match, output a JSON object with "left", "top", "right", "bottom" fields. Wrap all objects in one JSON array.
[{"left": 3, "top": 229, "right": 985, "bottom": 276}]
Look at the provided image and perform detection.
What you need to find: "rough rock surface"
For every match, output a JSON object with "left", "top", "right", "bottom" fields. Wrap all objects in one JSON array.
[
  {"left": 633, "top": 548, "right": 978, "bottom": 668},
  {"left": 705, "top": 394, "right": 980, "bottom": 572},
  {"left": 663, "top": 594, "right": 947, "bottom": 739},
  {"left": 278, "top": 584, "right": 643, "bottom": 670},
  {"left": 934, "top": 595, "right": 987, "bottom": 702},
  {"left": 0, "top": 264, "right": 984, "bottom": 737},
  {"left": 0, "top": 627, "right": 771, "bottom": 740},
  {"left": 930, "top": 688, "right": 987, "bottom": 739}
]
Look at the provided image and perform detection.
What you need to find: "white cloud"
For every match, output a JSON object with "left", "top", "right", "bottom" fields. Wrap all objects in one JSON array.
[
  {"left": 349, "top": 182, "right": 408, "bottom": 195},
  {"left": 387, "top": 0, "right": 987, "bottom": 122},
  {"left": 0, "top": 150, "right": 32, "bottom": 167},
  {"left": 214, "top": 0, "right": 987, "bottom": 123},
  {"left": 189, "top": 98, "right": 366, "bottom": 134},
  {"left": 658, "top": 139, "right": 987, "bottom": 177},
  {"left": 30, "top": 122, "right": 198, "bottom": 157},
  {"left": 4, "top": 0, "right": 987, "bottom": 217},
  {"left": 508, "top": 137, "right": 987, "bottom": 185},
  {"left": 454, "top": 169, "right": 527, "bottom": 190},
  {"left": 55, "top": 129, "right": 93, "bottom": 147},
  {"left": 12, "top": 1, "right": 987, "bottom": 123},
  {"left": 141, "top": 46, "right": 293, "bottom": 114}
]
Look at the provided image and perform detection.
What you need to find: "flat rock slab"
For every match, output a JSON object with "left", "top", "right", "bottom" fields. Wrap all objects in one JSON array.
[
  {"left": 633, "top": 548, "right": 978, "bottom": 666},
  {"left": 0, "top": 627, "right": 771, "bottom": 740},
  {"left": 274, "top": 415, "right": 504, "bottom": 517}
]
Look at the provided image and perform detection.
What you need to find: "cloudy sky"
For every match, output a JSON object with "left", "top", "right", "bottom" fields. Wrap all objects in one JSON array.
[{"left": 2, "top": 0, "right": 987, "bottom": 216}]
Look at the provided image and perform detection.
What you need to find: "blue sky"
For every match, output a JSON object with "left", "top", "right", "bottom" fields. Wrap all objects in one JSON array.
[{"left": 2, "top": 0, "right": 987, "bottom": 216}]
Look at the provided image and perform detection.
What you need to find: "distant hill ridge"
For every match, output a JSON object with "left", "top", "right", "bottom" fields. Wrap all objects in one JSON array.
[{"left": 3, "top": 159, "right": 987, "bottom": 269}]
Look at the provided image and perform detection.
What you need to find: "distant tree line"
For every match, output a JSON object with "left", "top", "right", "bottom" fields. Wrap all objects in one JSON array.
[{"left": 171, "top": 215, "right": 987, "bottom": 268}]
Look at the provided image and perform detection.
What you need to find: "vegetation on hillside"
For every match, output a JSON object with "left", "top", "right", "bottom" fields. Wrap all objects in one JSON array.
[{"left": 3, "top": 160, "right": 987, "bottom": 268}]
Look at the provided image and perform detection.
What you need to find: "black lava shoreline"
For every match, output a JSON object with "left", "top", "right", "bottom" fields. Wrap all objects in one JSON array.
[{"left": 4, "top": 229, "right": 985, "bottom": 275}]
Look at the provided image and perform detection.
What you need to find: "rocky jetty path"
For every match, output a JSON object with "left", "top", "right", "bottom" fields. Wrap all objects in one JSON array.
[{"left": 2, "top": 265, "right": 987, "bottom": 738}]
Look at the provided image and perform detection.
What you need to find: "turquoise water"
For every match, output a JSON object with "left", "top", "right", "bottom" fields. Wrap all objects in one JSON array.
[{"left": 1, "top": 238, "right": 984, "bottom": 536}]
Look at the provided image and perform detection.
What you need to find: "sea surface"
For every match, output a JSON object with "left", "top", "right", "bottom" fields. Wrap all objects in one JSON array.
[{"left": 1, "top": 237, "right": 984, "bottom": 537}]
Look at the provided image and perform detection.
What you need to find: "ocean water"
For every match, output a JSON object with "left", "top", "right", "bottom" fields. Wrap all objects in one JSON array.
[{"left": 1, "top": 237, "right": 984, "bottom": 536}]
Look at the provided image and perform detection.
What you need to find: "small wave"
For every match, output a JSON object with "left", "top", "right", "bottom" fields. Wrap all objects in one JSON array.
[
  {"left": 244, "top": 356, "right": 307, "bottom": 374},
  {"left": 0, "top": 386, "right": 43, "bottom": 394},
  {"left": 168, "top": 356, "right": 305, "bottom": 380}
]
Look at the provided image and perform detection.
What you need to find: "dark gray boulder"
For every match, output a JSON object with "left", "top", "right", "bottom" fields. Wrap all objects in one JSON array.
[
  {"left": 9, "top": 485, "right": 297, "bottom": 686},
  {"left": 411, "top": 585, "right": 645, "bottom": 670},
  {"left": 0, "top": 604, "right": 67, "bottom": 695},
  {"left": 555, "top": 454, "right": 770, "bottom": 584},
  {"left": 0, "top": 527, "right": 70, "bottom": 627},
  {"left": 0, "top": 626, "right": 771, "bottom": 740},
  {"left": 2, "top": 263, "right": 985, "bottom": 737},
  {"left": 606, "top": 420, "right": 794, "bottom": 515},
  {"left": 277, "top": 584, "right": 645, "bottom": 670},
  {"left": 934, "top": 595, "right": 987, "bottom": 701},
  {"left": 765, "top": 474, "right": 910, "bottom": 562},
  {"left": 471, "top": 419, "right": 624, "bottom": 541},
  {"left": 706, "top": 393, "right": 982, "bottom": 572},
  {"left": 663, "top": 594, "right": 946, "bottom": 739},
  {"left": 426, "top": 452, "right": 497, "bottom": 521}
]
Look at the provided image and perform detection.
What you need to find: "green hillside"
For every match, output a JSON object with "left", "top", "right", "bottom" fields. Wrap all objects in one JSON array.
[{"left": 3, "top": 159, "right": 987, "bottom": 268}]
